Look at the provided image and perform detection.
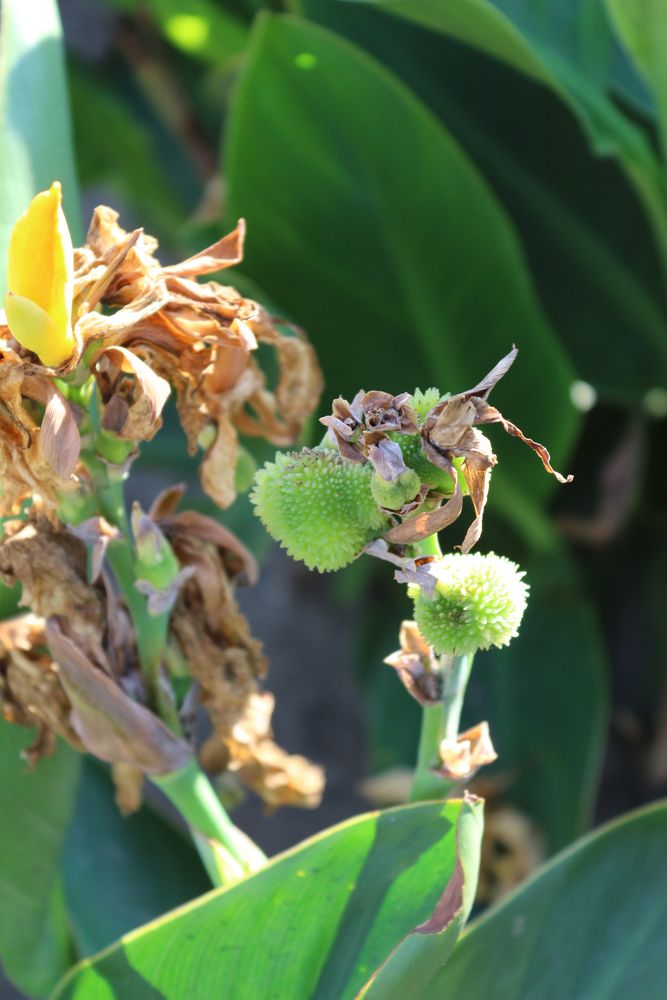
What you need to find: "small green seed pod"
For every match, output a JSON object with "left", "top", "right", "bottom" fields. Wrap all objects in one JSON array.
[
  {"left": 396, "top": 434, "right": 457, "bottom": 494},
  {"left": 370, "top": 468, "right": 421, "bottom": 510},
  {"left": 251, "top": 449, "right": 387, "bottom": 572},
  {"left": 410, "top": 553, "right": 529, "bottom": 656}
]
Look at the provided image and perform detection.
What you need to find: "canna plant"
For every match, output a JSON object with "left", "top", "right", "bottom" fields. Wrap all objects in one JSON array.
[
  {"left": 0, "top": 179, "right": 566, "bottom": 996},
  {"left": 4, "top": 1, "right": 667, "bottom": 998}
]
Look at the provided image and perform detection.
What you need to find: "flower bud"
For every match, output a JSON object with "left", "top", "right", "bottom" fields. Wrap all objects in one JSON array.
[
  {"left": 251, "top": 449, "right": 387, "bottom": 572},
  {"left": 370, "top": 467, "right": 420, "bottom": 510},
  {"left": 4, "top": 182, "right": 75, "bottom": 367},
  {"left": 410, "top": 552, "right": 528, "bottom": 655}
]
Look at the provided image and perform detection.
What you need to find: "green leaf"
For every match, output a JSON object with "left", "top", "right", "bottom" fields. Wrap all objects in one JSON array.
[
  {"left": 226, "top": 13, "right": 578, "bottom": 508},
  {"left": 423, "top": 801, "right": 667, "bottom": 998},
  {"left": 0, "top": 722, "right": 80, "bottom": 997},
  {"left": 0, "top": 0, "right": 81, "bottom": 293},
  {"left": 359, "top": 795, "right": 482, "bottom": 997},
  {"left": 62, "top": 761, "right": 210, "bottom": 957},
  {"left": 467, "top": 549, "right": 608, "bottom": 851},
  {"left": 346, "top": 0, "right": 667, "bottom": 267},
  {"left": 300, "top": 0, "right": 667, "bottom": 402},
  {"left": 53, "top": 798, "right": 482, "bottom": 999},
  {"left": 606, "top": 0, "right": 667, "bottom": 158}
]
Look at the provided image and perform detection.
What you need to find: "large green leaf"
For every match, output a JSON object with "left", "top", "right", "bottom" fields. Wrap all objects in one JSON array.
[
  {"left": 424, "top": 800, "right": 667, "bottom": 998},
  {"left": 301, "top": 0, "right": 667, "bottom": 402},
  {"left": 606, "top": 0, "right": 667, "bottom": 158},
  {"left": 54, "top": 797, "right": 482, "bottom": 999},
  {"left": 345, "top": 0, "right": 667, "bottom": 266},
  {"left": 63, "top": 761, "right": 210, "bottom": 958},
  {"left": 226, "top": 13, "right": 578, "bottom": 507},
  {"left": 0, "top": 722, "right": 80, "bottom": 998},
  {"left": 0, "top": 0, "right": 81, "bottom": 291}
]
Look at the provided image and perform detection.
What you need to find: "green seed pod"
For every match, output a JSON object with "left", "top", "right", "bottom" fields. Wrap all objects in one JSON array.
[
  {"left": 410, "top": 553, "right": 529, "bottom": 656},
  {"left": 371, "top": 468, "right": 421, "bottom": 510},
  {"left": 410, "top": 387, "right": 443, "bottom": 420},
  {"left": 251, "top": 449, "right": 387, "bottom": 572},
  {"left": 396, "top": 434, "right": 456, "bottom": 494}
]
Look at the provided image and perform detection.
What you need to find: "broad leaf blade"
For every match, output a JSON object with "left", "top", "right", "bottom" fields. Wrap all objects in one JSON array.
[
  {"left": 302, "top": 0, "right": 667, "bottom": 401},
  {"left": 359, "top": 795, "right": 482, "bottom": 998},
  {"left": 423, "top": 801, "right": 667, "bottom": 998},
  {"left": 0, "top": 0, "right": 81, "bottom": 292},
  {"left": 53, "top": 799, "right": 479, "bottom": 999},
  {"left": 63, "top": 761, "right": 210, "bottom": 958},
  {"left": 0, "top": 722, "right": 80, "bottom": 997},
  {"left": 226, "top": 13, "right": 578, "bottom": 506}
]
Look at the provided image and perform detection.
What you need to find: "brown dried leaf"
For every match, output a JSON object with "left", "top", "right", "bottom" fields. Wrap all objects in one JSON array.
[
  {"left": 0, "top": 516, "right": 107, "bottom": 663},
  {"left": 0, "top": 613, "right": 82, "bottom": 760},
  {"left": 46, "top": 618, "right": 192, "bottom": 774}
]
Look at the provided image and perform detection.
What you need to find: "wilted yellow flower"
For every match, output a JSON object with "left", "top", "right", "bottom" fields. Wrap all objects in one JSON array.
[{"left": 4, "top": 182, "right": 75, "bottom": 367}]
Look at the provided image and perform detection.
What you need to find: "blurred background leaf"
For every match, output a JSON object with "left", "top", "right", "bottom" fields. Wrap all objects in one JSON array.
[
  {"left": 0, "top": 723, "right": 79, "bottom": 998},
  {"left": 225, "top": 12, "right": 579, "bottom": 516},
  {"left": 0, "top": 0, "right": 81, "bottom": 289}
]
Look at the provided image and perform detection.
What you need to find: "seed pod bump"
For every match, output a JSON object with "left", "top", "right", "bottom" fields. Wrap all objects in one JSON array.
[
  {"left": 251, "top": 449, "right": 386, "bottom": 572},
  {"left": 411, "top": 552, "right": 529, "bottom": 656}
]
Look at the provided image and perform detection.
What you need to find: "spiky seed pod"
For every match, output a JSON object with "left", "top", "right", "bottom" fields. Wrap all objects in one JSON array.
[
  {"left": 410, "top": 553, "right": 529, "bottom": 656},
  {"left": 251, "top": 449, "right": 387, "bottom": 572},
  {"left": 370, "top": 468, "right": 421, "bottom": 510}
]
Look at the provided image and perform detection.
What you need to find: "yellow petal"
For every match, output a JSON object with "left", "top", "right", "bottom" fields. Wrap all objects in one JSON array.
[
  {"left": 4, "top": 292, "right": 75, "bottom": 367},
  {"left": 6, "top": 182, "right": 74, "bottom": 363}
]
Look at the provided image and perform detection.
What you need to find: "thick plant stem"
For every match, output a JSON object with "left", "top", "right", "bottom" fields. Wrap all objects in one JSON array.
[
  {"left": 409, "top": 651, "right": 476, "bottom": 802},
  {"left": 153, "top": 760, "right": 267, "bottom": 887}
]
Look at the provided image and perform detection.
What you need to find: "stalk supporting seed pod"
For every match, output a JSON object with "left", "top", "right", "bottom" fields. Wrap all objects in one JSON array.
[
  {"left": 251, "top": 448, "right": 387, "bottom": 571},
  {"left": 410, "top": 552, "right": 529, "bottom": 656}
]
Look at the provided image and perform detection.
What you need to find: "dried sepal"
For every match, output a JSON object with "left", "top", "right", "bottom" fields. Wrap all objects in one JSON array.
[
  {"left": 384, "top": 620, "right": 441, "bottom": 705},
  {"left": 437, "top": 721, "right": 498, "bottom": 781},
  {"left": 97, "top": 345, "right": 170, "bottom": 443}
]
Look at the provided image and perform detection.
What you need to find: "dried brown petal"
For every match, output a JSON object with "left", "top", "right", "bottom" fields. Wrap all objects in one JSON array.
[
  {"left": 384, "top": 471, "right": 463, "bottom": 545},
  {"left": 46, "top": 618, "right": 192, "bottom": 774},
  {"left": 97, "top": 345, "right": 171, "bottom": 442},
  {"left": 112, "top": 762, "right": 145, "bottom": 816},
  {"left": 68, "top": 517, "right": 119, "bottom": 582}
]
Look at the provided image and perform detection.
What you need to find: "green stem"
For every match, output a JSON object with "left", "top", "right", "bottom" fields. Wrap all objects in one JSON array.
[
  {"left": 153, "top": 760, "right": 267, "bottom": 886},
  {"left": 409, "top": 652, "right": 475, "bottom": 802}
]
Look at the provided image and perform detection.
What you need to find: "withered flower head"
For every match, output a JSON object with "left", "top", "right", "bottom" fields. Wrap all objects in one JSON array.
[
  {"left": 437, "top": 721, "right": 498, "bottom": 781},
  {"left": 323, "top": 347, "right": 571, "bottom": 554},
  {"left": 0, "top": 188, "right": 322, "bottom": 515},
  {"left": 0, "top": 499, "right": 324, "bottom": 814}
]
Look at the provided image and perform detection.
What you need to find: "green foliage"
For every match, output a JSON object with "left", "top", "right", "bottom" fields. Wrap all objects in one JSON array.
[
  {"left": 53, "top": 798, "right": 482, "bottom": 999},
  {"left": 0, "top": 723, "right": 79, "bottom": 998},
  {"left": 0, "top": 0, "right": 81, "bottom": 293},
  {"left": 62, "top": 762, "right": 209, "bottom": 957},
  {"left": 424, "top": 801, "right": 667, "bottom": 998},
  {"left": 251, "top": 448, "right": 386, "bottom": 570},
  {"left": 225, "top": 13, "right": 579, "bottom": 514}
]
